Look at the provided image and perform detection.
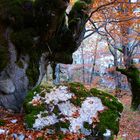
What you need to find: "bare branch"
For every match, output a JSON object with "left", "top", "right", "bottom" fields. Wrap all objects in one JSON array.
[{"left": 88, "top": 0, "right": 117, "bottom": 21}]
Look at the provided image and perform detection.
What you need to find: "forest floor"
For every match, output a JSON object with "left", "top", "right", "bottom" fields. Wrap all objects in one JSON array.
[
  {"left": 0, "top": 91, "right": 140, "bottom": 140},
  {"left": 115, "top": 93, "right": 140, "bottom": 140}
]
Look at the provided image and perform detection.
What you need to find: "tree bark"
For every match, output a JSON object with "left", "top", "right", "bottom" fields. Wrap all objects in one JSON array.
[
  {"left": 0, "top": 0, "right": 92, "bottom": 111},
  {"left": 117, "top": 65, "right": 140, "bottom": 110}
]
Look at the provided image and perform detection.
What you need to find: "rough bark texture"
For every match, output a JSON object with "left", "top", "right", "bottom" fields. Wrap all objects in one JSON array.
[
  {"left": 117, "top": 65, "right": 140, "bottom": 110},
  {"left": 0, "top": 0, "right": 91, "bottom": 111}
]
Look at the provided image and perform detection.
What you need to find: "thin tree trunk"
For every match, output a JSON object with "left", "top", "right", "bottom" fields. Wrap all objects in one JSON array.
[
  {"left": 54, "top": 64, "right": 60, "bottom": 84},
  {"left": 113, "top": 49, "right": 122, "bottom": 96},
  {"left": 90, "top": 41, "right": 98, "bottom": 84},
  {"left": 81, "top": 45, "right": 85, "bottom": 83}
]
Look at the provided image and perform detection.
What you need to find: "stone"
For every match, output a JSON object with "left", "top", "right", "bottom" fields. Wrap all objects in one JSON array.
[
  {"left": 23, "top": 82, "right": 123, "bottom": 138},
  {"left": 0, "top": 79, "right": 15, "bottom": 94}
]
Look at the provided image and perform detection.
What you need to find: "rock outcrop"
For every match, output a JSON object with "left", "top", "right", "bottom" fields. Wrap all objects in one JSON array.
[
  {"left": 23, "top": 82, "right": 123, "bottom": 139},
  {"left": 0, "top": 0, "right": 91, "bottom": 111}
]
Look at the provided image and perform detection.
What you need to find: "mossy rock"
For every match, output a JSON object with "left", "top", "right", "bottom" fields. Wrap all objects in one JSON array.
[
  {"left": 26, "top": 59, "right": 40, "bottom": 87},
  {"left": 68, "top": 0, "right": 89, "bottom": 34},
  {"left": 10, "top": 28, "right": 36, "bottom": 56},
  {"left": 90, "top": 88, "right": 123, "bottom": 112},
  {"left": 68, "top": 82, "right": 89, "bottom": 106},
  {"left": 23, "top": 82, "right": 123, "bottom": 137},
  {"left": 72, "top": 1, "right": 88, "bottom": 12},
  {"left": 90, "top": 88, "right": 123, "bottom": 135},
  {"left": 23, "top": 86, "right": 46, "bottom": 128}
]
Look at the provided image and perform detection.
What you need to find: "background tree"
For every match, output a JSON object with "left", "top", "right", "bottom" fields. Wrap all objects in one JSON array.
[{"left": 88, "top": 0, "right": 140, "bottom": 109}]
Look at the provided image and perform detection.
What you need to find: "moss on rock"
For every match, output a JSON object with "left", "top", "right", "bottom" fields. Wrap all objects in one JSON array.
[
  {"left": 10, "top": 28, "right": 37, "bottom": 58},
  {"left": 90, "top": 88, "right": 123, "bottom": 135},
  {"left": 68, "top": 82, "right": 89, "bottom": 106},
  {"left": 26, "top": 59, "right": 40, "bottom": 87},
  {"left": 16, "top": 60, "right": 24, "bottom": 68},
  {"left": 23, "top": 82, "right": 123, "bottom": 137},
  {"left": 23, "top": 86, "right": 45, "bottom": 128},
  {"left": 68, "top": 82, "right": 89, "bottom": 97},
  {"left": 97, "top": 110, "right": 119, "bottom": 135},
  {"left": 90, "top": 88, "right": 123, "bottom": 112}
]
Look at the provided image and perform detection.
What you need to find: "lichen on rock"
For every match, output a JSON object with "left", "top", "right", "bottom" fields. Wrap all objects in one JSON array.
[{"left": 23, "top": 82, "right": 123, "bottom": 138}]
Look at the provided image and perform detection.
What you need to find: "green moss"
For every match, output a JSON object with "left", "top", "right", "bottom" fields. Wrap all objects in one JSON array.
[
  {"left": 70, "top": 97, "right": 83, "bottom": 106},
  {"left": 90, "top": 88, "right": 123, "bottom": 135},
  {"left": 58, "top": 133, "right": 65, "bottom": 140},
  {"left": 68, "top": 82, "right": 89, "bottom": 106},
  {"left": 69, "top": 82, "right": 89, "bottom": 97},
  {"left": 40, "top": 85, "right": 53, "bottom": 92},
  {"left": 10, "top": 28, "right": 35, "bottom": 55},
  {"left": 54, "top": 121, "right": 70, "bottom": 131},
  {"left": 83, "top": 0, "right": 92, "bottom": 4},
  {"left": 83, "top": 121, "right": 91, "bottom": 130},
  {"left": 40, "top": 92, "right": 46, "bottom": 98},
  {"left": 41, "top": 112, "right": 48, "bottom": 117},
  {"left": 23, "top": 86, "right": 45, "bottom": 113},
  {"left": 24, "top": 86, "right": 46, "bottom": 128},
  {"left": 0, "top": 33, "right": 9, "bottom": 72},
  {"left": 117, "top": 65, "right": 140, "bottom": 110},
  {"left": 97, "top": 110, "right": 119, "bottom": 135},
  {"left": 10, "top": 27, "right": 42, "bottom": 87},
  {"left": 68, "top": 0, "right": 89, "bottom": 33},
  {"left": 53, "top": 105, "right": 60, "bottom": 116},
  {"left": 0, "top": 119, "right": 5, "bottom": 126},
  {"left": 24, "top": 86, "right": 41, "bottom": 103},
  {"left": 24, "top": 113, "right": 36, "bottom": 128},
  {"left": 24, "top": 104, "right": 45, "bottom": 128},
  {"left": 37, "top": 137, "right": 44, "bottom": 140},
  {"left": 128, "top": 66, "right": 140, "bottom": 85},
  {"left": 25, "top": 103, "right": 45, "bottom": 114},
  {"left": 90, "top": 88, "right": 123, "bottom": 112},
  {"left": 23, "top": 83, "right": 123, "bottom": 135},
  {"left": 26, "top": 60, "right": 40, "bottom": 87},
  {"left": 72, "top": 1, "right": 88, "bottom": 12},
  {"left": 16, "top": 60, "right": 24, "bottom": 68},
  {"left": 0, "top": 0, "right": 34, "bottom": 29}
]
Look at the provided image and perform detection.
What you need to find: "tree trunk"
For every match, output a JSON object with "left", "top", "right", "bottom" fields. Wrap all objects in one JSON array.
[
  {"left": 53, "top": 64, "right": 60, "bottom": 85},
  {"left": 117, "top": 65, "right": 140, "bottom": 110},
  {"left": 0, "top": 0, "right": 92, "bottom": 111},
  {"left": 90, "top": 40, "right": 98, "bottom": 84},
  {"left": 81, "top": 45, "right": 85, "bottom": 83},
  {"left": 0, "top": 41, "right": 29, "bottom": 111},
  {"left": 113, "top": 51, "right": 122, "bottom": 96}
]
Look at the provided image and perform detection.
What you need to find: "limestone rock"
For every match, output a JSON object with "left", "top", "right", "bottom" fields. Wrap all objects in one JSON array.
[
  {"left": 0, "top": 79, "right": 15, "bottom": 94},
  {"left": 23, "top": 82, "right": 123, "bottom": 138}
]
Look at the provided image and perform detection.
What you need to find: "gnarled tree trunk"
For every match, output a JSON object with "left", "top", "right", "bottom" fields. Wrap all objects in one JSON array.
[
  {"left": 117, "top": 65, "right": 140, "bottom": 110},
  {"left": 0, "top": 0, "right": 92, "bottom": 111}
]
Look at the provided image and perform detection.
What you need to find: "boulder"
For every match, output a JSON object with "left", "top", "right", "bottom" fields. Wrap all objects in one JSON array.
[
  {"left": 0, "top": 79, "right": 15, "bottom": 94},
  {"left": 23, "top": 82, "right": 123, "bottom": 138}
]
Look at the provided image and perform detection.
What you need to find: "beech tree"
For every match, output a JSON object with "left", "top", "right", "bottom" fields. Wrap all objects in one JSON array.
[
  {"left": 0, "top": 0, "right": 92, "bottom": 111},
  {"left": 88, "top": 0, "right": 140, "bottom": 109}
]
